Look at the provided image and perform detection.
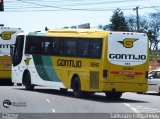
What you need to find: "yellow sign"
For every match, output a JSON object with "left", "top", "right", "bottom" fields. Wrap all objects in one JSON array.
[
  {"left": 0, "top": 31, "right": 15, "bottom": 40},
  {"left": 24, "top": 58, "right": 31, "bottom": 65},
  {"left": 118, "top": 38, "right": 138, "bottom": 48}
]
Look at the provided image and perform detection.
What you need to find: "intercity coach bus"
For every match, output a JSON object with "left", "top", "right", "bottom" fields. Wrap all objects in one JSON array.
[
  {"left": 12, "top": 29, "right": 149, "bottom": 98},
  {"left": 0, "top": 26, "right": 23, "bottom": 85}
]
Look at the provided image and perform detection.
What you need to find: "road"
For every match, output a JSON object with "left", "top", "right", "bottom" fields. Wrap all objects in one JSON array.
[{"left": 0, "top": 86, "right": 160, "bottom": 119}]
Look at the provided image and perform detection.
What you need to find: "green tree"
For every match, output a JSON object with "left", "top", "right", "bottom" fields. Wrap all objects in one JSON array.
[
  {"left": 126, "top": 15, "right": 148, "bottom": 32},
  {"left": 148, "top": 13, "right": 160, "bottom": 51},
  {"left": 126, "top": 13, "right": 160, "bottom": 51},
  {"left": 110, "top": 8, "right": 129, "bottom": 31}
]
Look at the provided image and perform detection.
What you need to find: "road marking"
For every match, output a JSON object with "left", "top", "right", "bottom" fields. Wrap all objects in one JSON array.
[
  {"left": 124, "top": 103, "right": 160, "bottom": 113},
  {"left": 52, "top": 108, "right": 55, "bottom": 113},
  {"left": 46, "top": 98, "right": 50, "bottom": 103},
  {"left": 46, "top": 98, "right": 55, "bottom": 113},
  {"left": 124, "top": 103, "right": 140, "bottom": 113}
]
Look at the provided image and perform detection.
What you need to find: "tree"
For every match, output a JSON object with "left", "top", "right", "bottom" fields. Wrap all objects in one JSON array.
[
  {"left": 110, "top": 8, "right": 129, "bottom": 31},
  {"left": 126, "top": 15, "right": 148, "bottom": 32},
  {"left": 126, "top": 14, "right": 160, "bottom": 51},
  {"left": 98, "top": 24, "right": 110, "bottom": 31}
]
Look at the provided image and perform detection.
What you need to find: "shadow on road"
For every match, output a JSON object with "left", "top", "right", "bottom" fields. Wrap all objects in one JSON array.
[
  {"left": 140, "top": 92, "right": 160, "bottom": 96},
  {"left": 14, "top": 87, "right": 149, "bottom": 103}
]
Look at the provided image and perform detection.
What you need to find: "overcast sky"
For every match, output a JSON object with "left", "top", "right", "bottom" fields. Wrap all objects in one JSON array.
[{"left": 0, "top": 0, "right": 160, "bottom": 32}]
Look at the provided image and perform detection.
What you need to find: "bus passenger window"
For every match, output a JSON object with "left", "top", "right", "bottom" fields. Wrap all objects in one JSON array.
[
  {"left": 30, "top": 45, "right": 37, "bottom": 54},
  {"left": 64, "top": 40, "right": 77, "bottom": 57},
  {"left": 52, "top": 42, "right": 58, "bottom": 55},
  {"left": 25, "top": 36, "right": 40, "bottom": 54},
  {"left": 42, "top": 41, "right": 52, "bottom": 54},
  {"left": 90, "top": 39, "right": 102, "bottom": 58},
  {"left": 77, "top": 40, "right": 89, "bottom": 58}
]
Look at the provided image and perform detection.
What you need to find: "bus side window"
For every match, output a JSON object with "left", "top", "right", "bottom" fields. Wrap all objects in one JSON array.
[
  {"left": 30, "top": 45, "right": 37, "bottom": 54},
  {"left": 42, "top": 41, "right": 51, "bottom": 55},
  {"left": 25, "top": 36, "right": 39, "bottom": 54},
  {"left": 46, "top": 43, "right": 53, "bottom": 54},
  {"left": 77, "top": 39, "right": 89, "bottom": 58},
  {"left": 90, "top": 39, "right": 102, "bottom": 58},
  {"left": 64, "top": 39, "right": 77, "bottom": 57}
]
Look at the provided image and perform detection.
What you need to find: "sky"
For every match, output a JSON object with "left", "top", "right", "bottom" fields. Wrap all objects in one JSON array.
[{"left": 0, "top": 0, "right": 160, "bottom": 32}]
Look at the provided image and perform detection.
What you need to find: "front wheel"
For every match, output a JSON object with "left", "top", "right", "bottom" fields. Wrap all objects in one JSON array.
[
  {"left": 23, "top": 72, "right": 34, "bottom": 90},
  {"left": 72, "top": 76, "right": 82, "bottom": 98},
  {"left": 17, "top": 83, "right": 22, "bottom": 86},
  {"left": 105, "top": 92, "right": 123, "bottom": 99}
]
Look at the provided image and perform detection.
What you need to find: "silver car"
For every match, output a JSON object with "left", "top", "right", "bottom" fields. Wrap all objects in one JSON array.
[{"left": 148, "top": 69, "right": 160, "bottom": 94}]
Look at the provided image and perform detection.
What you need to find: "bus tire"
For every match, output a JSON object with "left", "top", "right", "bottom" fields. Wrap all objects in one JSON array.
[
  {"left": 17, "top": 83, "right": 22, "bottom": 86},
  {"left": 105, "top": 92, "right": 122, "bottom": 99},
  {"left": 72, "top": 76, "right": 82, "bottom": 98},
  {"left": 10, "top": 82, "right": 14, "bottom": 86},
  {"left": 60, "top": 88, "right": 68, "bottom": 92},
  {"left": 23, "top": 72, "right": 34, "bottom": 90}
]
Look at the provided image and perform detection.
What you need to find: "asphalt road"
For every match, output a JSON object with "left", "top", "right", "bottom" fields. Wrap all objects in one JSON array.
[{"left": 0, "top": 86, "right": 160, "bottom": 119}]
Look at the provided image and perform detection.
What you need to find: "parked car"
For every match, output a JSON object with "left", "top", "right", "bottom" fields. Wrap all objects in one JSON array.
[{"left": 148, "top": 69, "right": 160, "bottom": 94}]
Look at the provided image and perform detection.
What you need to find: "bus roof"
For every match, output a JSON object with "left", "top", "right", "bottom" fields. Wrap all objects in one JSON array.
[
  {"left": 48, "top": 28, "right": 105, "bottom": 34},
  {"left": 26, "top": 28, "right": 147, "bottom": 37},
  {"left": 26, "top": 29, "right": 106, "bottom": 37}
]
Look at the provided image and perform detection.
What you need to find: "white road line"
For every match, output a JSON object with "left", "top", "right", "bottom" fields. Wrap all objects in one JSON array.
[
  {"left": 46, "top": 98, "right": 56, "bottom": 113},
  {"left": 124, "top": 103, "right": 160, "bottom": 113},
  {"left": 124, "top": 103, "right": 140, "bottom": 113},
  {"left": 52, "top": 108, "right": 55, "bottom": 113},
  {"left": 46, "top": 98, "right": 50, "bottom": 103}
]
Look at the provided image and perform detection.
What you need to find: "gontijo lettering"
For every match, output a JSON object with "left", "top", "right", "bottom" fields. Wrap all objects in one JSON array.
[
  {"left": 109, "top": 54, "right": 146, "bottom": 60},
  {"left": 57, "top": 59, "right": 82, "bottom": 67}
]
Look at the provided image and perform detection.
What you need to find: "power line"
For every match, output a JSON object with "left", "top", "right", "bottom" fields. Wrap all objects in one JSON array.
[
  {"left": 3, "top": 0, "right": 160, "bottom": 12},
  {"left": 3, "top": 6, "right": 160, "bottom": 12}
]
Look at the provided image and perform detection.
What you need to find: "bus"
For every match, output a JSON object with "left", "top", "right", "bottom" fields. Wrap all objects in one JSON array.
[
  {"left": 0, "top": 26, "right": 23, "bottom": 85},
  {"left": 12, "top": 29, "right": 149, "bottom": 98}
]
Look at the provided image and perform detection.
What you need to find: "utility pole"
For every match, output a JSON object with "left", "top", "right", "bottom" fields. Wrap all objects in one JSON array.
[{"left": 133, "top": 6, "right": 140, "bottom": 32}]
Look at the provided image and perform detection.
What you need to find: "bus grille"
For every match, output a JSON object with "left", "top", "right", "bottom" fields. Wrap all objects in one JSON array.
[{"left": 90, "top": 71, "right": 99, "bottom": 89}]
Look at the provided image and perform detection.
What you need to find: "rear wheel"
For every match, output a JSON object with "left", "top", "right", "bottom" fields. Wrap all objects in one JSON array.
[
  {"left": 60, "top": 88, "right": 68, "bottom": 92},
  {"left": 23, "top": 72, "right": 34, "bottom": 90},
  {"left": 72, "top": 76, "right": 82, "bottom": 98},
  {"left": 0, "top": 80, "right": 14, "bottom": 86},
  {"left": 105, "top": 92, "right": 122, "bottom": 99}
]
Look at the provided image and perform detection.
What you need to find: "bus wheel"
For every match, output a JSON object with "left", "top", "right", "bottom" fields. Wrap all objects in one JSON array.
[
  {"left": 17, "top": 83, "right": 22, "bottom": 86},
  {"left": 23, "top": 72, "right": 34, "bottom": 90},
  {"left": 9, "top": 82, "right": 14, "bottom": 86},
  {"left": 60, "top": 88, "right": 68, "bottom": 92},
  {"left": 105, "top": 92, "right": 122, "bottom": 99},
  {"left": 72, "top": 76, "right": 82, "bottom": 98}
]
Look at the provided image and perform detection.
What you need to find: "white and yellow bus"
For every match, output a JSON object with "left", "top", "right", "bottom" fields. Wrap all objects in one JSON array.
[
  {"left": 12, "top": 29, "right": 149, "bottom": 98},
  {"left": 0, "top": 26, "right": 23, "bottom": 85}
]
